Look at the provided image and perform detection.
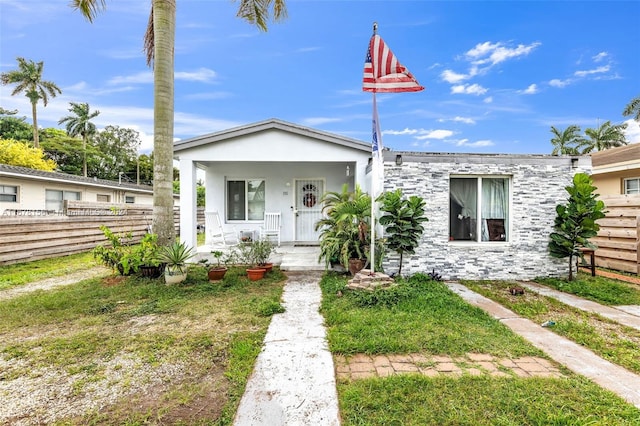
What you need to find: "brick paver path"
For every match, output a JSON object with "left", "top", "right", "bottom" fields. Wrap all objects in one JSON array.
[{"left": 334, "top": 353, "right": 565, "bottom": 381}]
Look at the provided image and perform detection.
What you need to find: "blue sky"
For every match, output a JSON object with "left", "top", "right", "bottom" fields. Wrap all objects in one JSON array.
[{"left": 1, "top": 0, "right": 639, "bottom": 154}]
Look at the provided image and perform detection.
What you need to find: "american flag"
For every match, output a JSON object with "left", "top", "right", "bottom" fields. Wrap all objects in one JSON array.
[{"left": 363, "top": 34, "right": 424, "bottom": 93}]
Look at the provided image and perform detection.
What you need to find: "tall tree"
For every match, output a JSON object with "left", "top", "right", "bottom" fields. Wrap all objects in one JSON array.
[
  {"left": 0, "top": 57, "right": 61, "bottom": 148},
  {"left": 0, "top": 138, "right": 57, "bottom": 171},
  {"left": 579, "top": 121, "right": 628, "bottom": 153},
  {"left": 550, "top": 125, "right": 583, "bottom": 155},
  {"left": 623, "top": 95, "right": 640, "bottom": 122},
  {"left": 0, "top": 109, "right": 33, "bottom": 142},
  {"left": 58, "top": 102, "right": 100, "bottom": 177},
  {"left": 41, "top": 127, "right": 96, "bottom": 176},
  {"left": 89, "top": 125, "right": 141, "bottom": 181},
  {"left": 72, "top": 0, "right": 287, "bottom": 246}
]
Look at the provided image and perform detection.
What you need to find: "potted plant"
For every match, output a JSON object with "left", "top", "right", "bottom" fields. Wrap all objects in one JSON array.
[
  {"left": 251, "top": 238, "right": 275, "bottom": 272},
  {"left": 159, "top": 240, "right": 195, "bottom": 284},
  {"left": 206, "top": 250, "right": 228, "bottom": 281},
  {"left": 316, "top": 184, "right": 372, "bottom": 275},
  {"left": 135, "top": 233, "right": 165, "bottom": 278}
]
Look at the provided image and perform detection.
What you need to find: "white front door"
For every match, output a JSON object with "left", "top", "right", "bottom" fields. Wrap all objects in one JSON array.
[{"left": 294, "top": 179, "right": 324, "bottom": 242}]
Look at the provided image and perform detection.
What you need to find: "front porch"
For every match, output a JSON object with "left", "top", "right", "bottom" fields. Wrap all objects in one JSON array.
[{"left": 195, "top": 243, "right": 324, "bottom": 272}]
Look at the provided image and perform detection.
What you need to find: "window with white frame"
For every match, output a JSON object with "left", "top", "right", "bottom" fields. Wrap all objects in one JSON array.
[
  {"left": 449, "top": 176, "right": 510, "bottom": 242},
  {"left": 125, "top": 196, "right": 135, "bottom": 204},
  {"left": 0, "top": 185, "right": 18, "bottom": 202},
  {"left": 45, "top": 189, "right": 80, "bottom": 211},
  {"left": 623, "top": 178, "right": 640, "bottom": 194},
  {"left": 226, "top": 179, "right": 265, "bottom": 221}
]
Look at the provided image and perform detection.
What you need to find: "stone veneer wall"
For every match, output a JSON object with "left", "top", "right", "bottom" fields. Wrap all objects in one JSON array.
[{"left": 381, "top": 153, "right": 591, "bottom": 280}]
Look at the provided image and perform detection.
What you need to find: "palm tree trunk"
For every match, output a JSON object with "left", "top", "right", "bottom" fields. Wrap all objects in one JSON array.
[
  {"left": 31, "top": 101, "right": 39, "bottom": 148},
  {"left": 82, "top": 135, "right": 87, "bottom": 177},
  {"left": 152, "top": 0, "right": 177, "bottom": 246}
]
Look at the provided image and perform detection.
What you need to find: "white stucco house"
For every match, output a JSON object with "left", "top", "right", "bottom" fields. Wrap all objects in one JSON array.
[
  {"left": 0, "top": 164, "right": 163, "bottom": 214},
  {"left": 175, "top": 118, "right": 591, "bottom": 280}
]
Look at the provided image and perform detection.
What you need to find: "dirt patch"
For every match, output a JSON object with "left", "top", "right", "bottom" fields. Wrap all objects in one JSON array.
[{"left": 101, "top": 275, "right": 126, "bottom": 287}]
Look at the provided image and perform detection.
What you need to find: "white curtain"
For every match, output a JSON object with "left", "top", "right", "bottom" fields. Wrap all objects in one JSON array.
[
  {"left": 450, "top": 179, "right": 477, "bottom": 218},
  {"left": 481, "top": 178, "right": 508, "bottom": 241}
]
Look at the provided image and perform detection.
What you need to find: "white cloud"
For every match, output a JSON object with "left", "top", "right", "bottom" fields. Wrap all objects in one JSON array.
[
  {"left": 451, "top": 83, "right": 488, "bottom": 95},
  {"left": 175, "top": 68, "right": 217, "bottom": 82},
  {"left": 108, "top": 71, "right": 154, "bottom": 85},
  {"left": 624, "top": 119, "right": 640, "bottom": 144},
  {"left": 466, "top": 41, "right": 541, "bottom": 66},
  {"left": 438, "top": 116, "right": 476, "bottom": 125},
  {"left": 549, "top": 78, "right": 572, "bottom": 88},
  {"left": 416, "top": 129, "right": 454, "bottom": 140},
  {"left": 384, "top": 128, "right": 419, "bottom": 136},
  {"left": 441, "top": 69, "right": 469, "bottom": 83},
  {"left": 521, "top": 84, "right": 538, "bottom": 94},
  {"left": 574, "top": 65, "right": 610, "bottom": 77},
  {"left": 483, "top": 96, "right": 493, "bottom": 103},
  {"left": 593, "top": 52, "right": 609, "bottom": 63}
]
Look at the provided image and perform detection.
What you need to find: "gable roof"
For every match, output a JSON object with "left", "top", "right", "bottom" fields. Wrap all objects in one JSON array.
[
  {"left": 174, "top": 118, "right": 372, "bottom": 153},
  {"left": 0, "top": 163, "right": 154, "bottom": 194}
]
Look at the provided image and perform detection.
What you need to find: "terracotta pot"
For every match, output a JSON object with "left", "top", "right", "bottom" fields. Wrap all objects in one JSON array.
[
  {"left": 208, "top": 267, "right": 227, "bottom": 281},
  {"left": 246, "top": 268, "right": 266, "bottom": 281},
  {"left": 258, "top": 263, "right": 273, "bottom": 273},
  {"left": 348, "top": 258, "right": 366, "bottom": 276}
]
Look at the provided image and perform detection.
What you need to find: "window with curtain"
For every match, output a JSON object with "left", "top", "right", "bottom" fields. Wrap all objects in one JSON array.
[
  {"left": 624, "top": 178, "right": 640, "bottom": 194},
  {"left": 227, "top": 179, "right": 265, "bottom": 221},
  {"left": 450, "top": 176, "right": 509, "bottom": 242}
]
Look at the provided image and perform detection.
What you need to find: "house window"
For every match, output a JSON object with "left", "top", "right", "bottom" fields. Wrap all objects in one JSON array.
[
  {"left": 0, "top": 185, "right": 18, "bottom": 202},
  {"left": 449, "top": 177, "right": 510, "bottom": 242},
  {"left": 623, "top": 178, "right": 640, "bottom": 194},
  {"left": 125, "top": 196, "right": 135, "bottom": 204},
  {"left": 45, "top": 189, "right": 80, "bottom": 212},
  {"left": 226, "top": 179, "right": 265, "bottom": 221},
  {"left": 97, "top": 194, "right": 110, "bottom": 202}
]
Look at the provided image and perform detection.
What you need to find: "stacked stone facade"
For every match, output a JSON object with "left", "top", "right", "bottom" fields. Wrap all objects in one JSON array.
[{"left": 381, "top": 152, "right": 591, "bottom": 280}]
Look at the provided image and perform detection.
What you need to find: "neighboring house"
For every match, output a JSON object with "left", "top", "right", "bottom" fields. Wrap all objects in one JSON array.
[
  {"left": 591, "top": 144, "right": 640, "bottom": 196},
  {"left": 0, "top": 163, "right": 163, "bottom": 214},
  {"left": 175, "top": 118, "right": 591, "bottom": 280}
]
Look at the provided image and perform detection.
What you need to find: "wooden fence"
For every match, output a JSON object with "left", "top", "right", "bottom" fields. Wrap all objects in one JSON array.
[
  {"left": 592, "top": 194, "right": 640, "bottom": 274},
  {"left": 0, "top": 201, "right": 204, "bottom": 266}
]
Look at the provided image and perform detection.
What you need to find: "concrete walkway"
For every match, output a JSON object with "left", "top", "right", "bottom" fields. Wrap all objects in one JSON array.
[
  {"left": 516, "top": 281, "right": 640, "bottom": 330},
  {"left": 447, "top": 282, "right": 640, "bottom": 408},
  {"left": 233, "top": 272, "right": 340, "bottom": 426}
]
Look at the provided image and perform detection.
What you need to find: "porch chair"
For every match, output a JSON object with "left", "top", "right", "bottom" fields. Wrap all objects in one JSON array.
[
  {"left": 205, "top": 211, "right": 238, "bottom": 246},
  {"left": 260, "top": 212, "right": 281, "bottom": 246}
]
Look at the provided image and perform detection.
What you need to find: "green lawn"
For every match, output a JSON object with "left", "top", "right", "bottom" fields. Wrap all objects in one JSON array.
[
  {"left": 321, "top": 273, "right": 640, "bottom": 425},
  {"left": 536, "top": 272, "right": 640, "bottom": 305},
  {"left": 0, "top": 263, "right": 286, "bottom": 425}
]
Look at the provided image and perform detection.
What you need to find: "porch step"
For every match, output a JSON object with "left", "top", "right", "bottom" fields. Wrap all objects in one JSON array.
[{"left": 278, "top": 246, "right": 324, "bottom": 271}]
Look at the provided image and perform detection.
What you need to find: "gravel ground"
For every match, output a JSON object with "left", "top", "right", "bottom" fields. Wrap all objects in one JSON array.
[{"left": 0, "top": 266, "right": 110, "bottom": 302}]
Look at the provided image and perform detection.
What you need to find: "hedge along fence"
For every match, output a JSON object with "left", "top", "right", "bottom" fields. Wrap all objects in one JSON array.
[
  {"left": 0, "top": 201, "right": 205, "bottom": 266},
  {"left": 592, "top": 194, "right": 640, "bottom": 275}
]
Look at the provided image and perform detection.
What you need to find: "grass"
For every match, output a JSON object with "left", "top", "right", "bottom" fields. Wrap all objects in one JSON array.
[
  {"left": 463, "top": 279, "right": 640, "bottom": 375},
  {"left": 535, "top": 272, "right": 640, "bottom": 305},
  {"left": 0, "top": 252, "right": 97, "bottom": 290},
  {"left": 0, "top": 261, "right": 287, "bottom": 425},
  {"left": 321, "top": 273, "right": 640, "bottom": 425}
]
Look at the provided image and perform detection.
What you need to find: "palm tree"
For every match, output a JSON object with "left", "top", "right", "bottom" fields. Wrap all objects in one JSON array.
[
  {"left": 58, "top": 102, "right": 100, "bottom": 177},
  {"left": 0, "top": 57, "right": 61, "bottom": 148},
  {"left": 71, "top": 0, "right": 287, "bottom": 246},
  {"left": 579, "top": 121, "right": 628, "bottom": 153},
  {"left": 623, "top": 95, "right": 640, "bottom": 122},
  {"left": 550, "top": 125, "right": 583, "bottom": 155}
]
